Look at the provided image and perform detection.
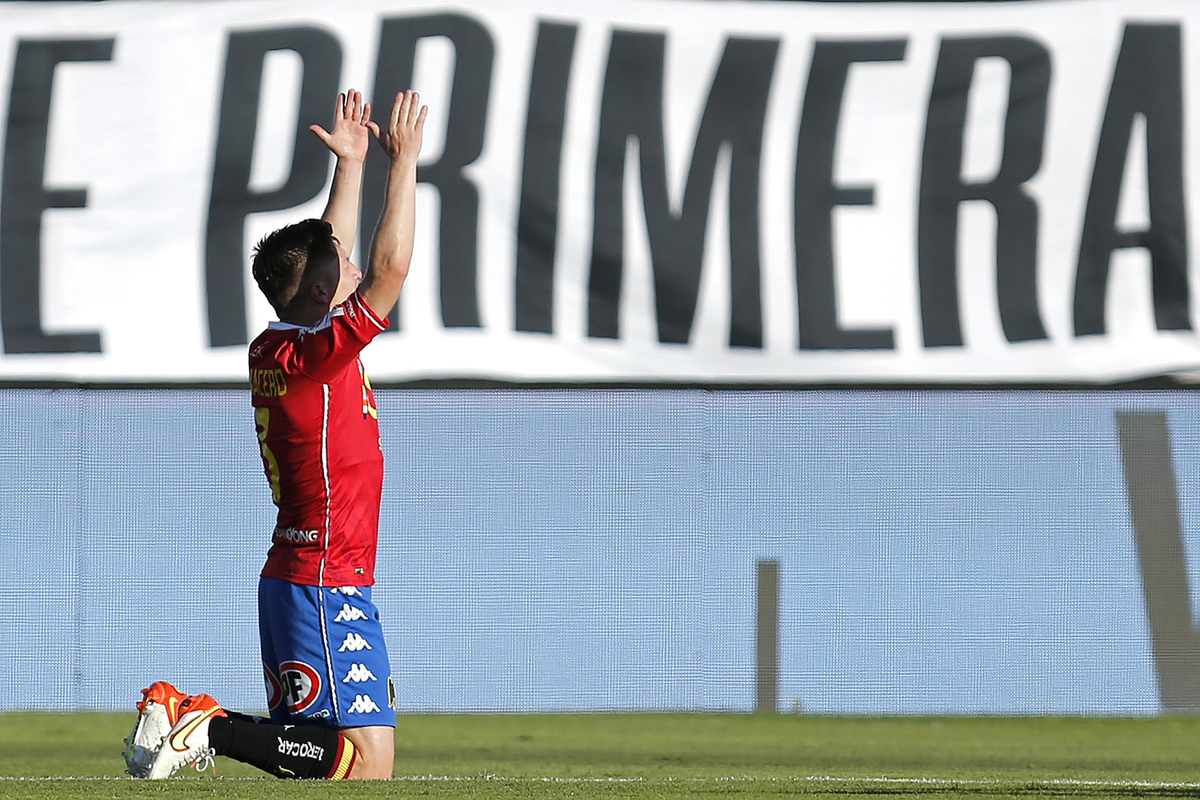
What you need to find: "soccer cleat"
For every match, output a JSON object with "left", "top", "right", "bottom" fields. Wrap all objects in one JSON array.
[
  {"left": 145, "top": 693, "right": 227, "bottom": 779},
  {"left": 123, "top": 681, "right": 188, "bottom": 778}
]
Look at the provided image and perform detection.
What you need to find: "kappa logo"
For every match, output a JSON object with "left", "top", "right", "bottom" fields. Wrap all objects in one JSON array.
[
  {"left": 342, "top": 663, "right": 378, "bottom": 684},
  {"left": 338, "top": 632, "right": 372, "bottom": 652},
  {"left": 333, "top": 603, "right": 369, "bottom": 623},
  {"left": 347, "top": 694, "right": 381, "bottom": 714},
  {"left": 330, "top": 586, "right": 362, "bottom": 597},
  {"left": 279, "top": 661, "right": 322, "bottom": 715}
]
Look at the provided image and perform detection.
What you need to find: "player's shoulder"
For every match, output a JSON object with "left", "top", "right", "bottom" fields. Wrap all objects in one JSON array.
[
  {"left": 250, "top": 326, "right": 289, "bottom": 361},
  {"left": 249, "top": 322, "right": 315, "bottom": 374},
  {"left": 339, "top": 290, "right": 388, "bottom": 331}
]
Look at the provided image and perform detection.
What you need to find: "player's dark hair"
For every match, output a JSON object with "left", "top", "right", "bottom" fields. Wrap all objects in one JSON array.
[{"left": 251, "top": 219, "right": 340, "bottom": 315}]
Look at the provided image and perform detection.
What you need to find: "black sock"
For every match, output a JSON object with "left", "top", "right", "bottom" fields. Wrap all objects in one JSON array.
[{"left": 208, "top": 717, "right": 356, "bottom": 779}]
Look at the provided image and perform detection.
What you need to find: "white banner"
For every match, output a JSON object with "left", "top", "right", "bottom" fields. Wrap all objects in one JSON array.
[{"left": 1, "top": 0, "right": 1199, "bottom": 383}]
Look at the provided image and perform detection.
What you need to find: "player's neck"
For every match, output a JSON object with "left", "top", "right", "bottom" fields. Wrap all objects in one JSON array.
[{"left": 278, "top": 302, "right": 332, "bottom": 328}]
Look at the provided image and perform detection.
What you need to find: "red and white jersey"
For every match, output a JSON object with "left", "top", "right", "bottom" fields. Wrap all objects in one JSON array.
[{"left": 249, "top": 290, "right": 388, "bottom": 587}]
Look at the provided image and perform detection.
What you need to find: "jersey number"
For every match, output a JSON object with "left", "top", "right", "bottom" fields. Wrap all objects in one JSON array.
[
  {"left": 255, "top": 406, "right": 283, "bottom": 504},
  {"left": 359, "top": 361, "right": 378, "bottom": 420}
]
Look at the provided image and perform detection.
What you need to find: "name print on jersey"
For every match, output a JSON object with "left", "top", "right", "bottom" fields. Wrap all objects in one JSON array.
[{"left": 250, "top": 368, "right": 287, "bottom": 397}]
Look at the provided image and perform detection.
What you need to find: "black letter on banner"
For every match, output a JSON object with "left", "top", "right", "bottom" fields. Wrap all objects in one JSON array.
[
  {"left": 589, "top": 32, "right": 777, "bottom": 346},
  {"left": 795, "top": 40, "right": 904, "bottom": 350},
  {"left": 1074, "top": 24, "right": 1189, "bottom": 337},
  {"left": 206, "top": 27, "right": 342, "bottom": 347},
  {"left": 918, "top": 37, "right": 1050, "bottom": 348},
  {"left": 370, "top": 13, "right": 493, "bottom": 330},
  {"left": 1, "top": 39, "right": 112, "bottom": 354},
  {"left": 514, "top": 21, "right": 577, "bottom": 334}
]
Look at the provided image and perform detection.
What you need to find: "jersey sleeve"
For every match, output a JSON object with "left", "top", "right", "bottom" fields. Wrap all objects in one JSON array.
[{"left": 283, "top": 291, "right": 389, "bottom": 383}]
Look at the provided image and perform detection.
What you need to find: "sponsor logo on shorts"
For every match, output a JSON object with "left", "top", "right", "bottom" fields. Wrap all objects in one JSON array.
[
  {"left": 279, "top": 660, "right": 322, "bottom": 715},
  {"left": 342, "top": 663, "right": 377, "bottom": 683},
  {"left": 264, "top": 665, "right": 283, "bottom": 710},
  {"left": 331, "top": 586, "right": 362, "bottom": 597},
  {"left": 347, "top": 694, "right": 381, "bottom": 714},
  {"left": 338, "top": 632, "right": 372, "bottom": 652},
  {"left": 333, "top": 604, "right": 369, "bottom": 623},
  {"left": 273, "top": 526, "right": 319, "bottom": 544},
  {"left": 277, "top": 738, "right": 325, "bottom": 760}
]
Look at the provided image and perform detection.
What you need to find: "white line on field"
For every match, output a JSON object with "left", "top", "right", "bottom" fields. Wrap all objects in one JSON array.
[{"left": 5, "top": 775, "right": 1200, "bottom": 788}]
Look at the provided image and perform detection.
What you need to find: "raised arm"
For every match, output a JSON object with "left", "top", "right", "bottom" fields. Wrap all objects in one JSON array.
[
  {"left": 359, "top": 90, "right": 426, "bottom": 319},
  {"left": 310, "top": 89, "right": 378, "bottom": 250}
]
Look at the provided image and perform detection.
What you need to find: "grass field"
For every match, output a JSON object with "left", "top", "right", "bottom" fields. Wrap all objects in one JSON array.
[{"left": 3, "top": 713, "right": 1200, "bottom": 799}]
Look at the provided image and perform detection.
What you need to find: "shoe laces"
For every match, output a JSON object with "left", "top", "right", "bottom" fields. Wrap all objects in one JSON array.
[{"left": 190, "top": 748, "right": 217, "bottom": 776}]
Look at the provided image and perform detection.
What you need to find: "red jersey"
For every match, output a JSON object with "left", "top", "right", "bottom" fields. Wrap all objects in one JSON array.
[{"left": 249, "top": 290, "right": 388, "bottom": 587}]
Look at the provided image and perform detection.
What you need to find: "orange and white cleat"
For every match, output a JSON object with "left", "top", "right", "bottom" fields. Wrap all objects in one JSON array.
[
  {"left": 146, "top": 693, "right": 227, "bottom": 779},
  {"left": 123, "top": 681, "right": 188, "bottom": 778}
]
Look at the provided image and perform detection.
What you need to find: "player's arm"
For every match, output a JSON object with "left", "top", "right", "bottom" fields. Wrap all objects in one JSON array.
[
  {"left": 359, "top": 90, "right": 427, "bottom": 319},
  {"left": 310, "top": 89, "right": 377, "bottom": 251}
]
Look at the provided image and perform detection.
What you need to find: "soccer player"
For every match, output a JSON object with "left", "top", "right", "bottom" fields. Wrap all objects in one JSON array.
[{"left": 124, "top": 87, "right": 426, "bottom": 780}]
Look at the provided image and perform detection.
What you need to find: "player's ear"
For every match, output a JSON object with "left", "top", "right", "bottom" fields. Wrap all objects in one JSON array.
[{"left": 309, "top": 280, "right": 332, "bottom": 305}]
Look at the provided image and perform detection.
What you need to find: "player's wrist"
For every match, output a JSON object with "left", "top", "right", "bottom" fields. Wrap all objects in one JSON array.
[{"left": 388, "top": 154, "right": 418, "bottom": 172}]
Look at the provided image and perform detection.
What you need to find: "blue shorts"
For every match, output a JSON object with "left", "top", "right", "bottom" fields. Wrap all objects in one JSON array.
[{"left": 258, "top": 576, "right": 396, "bottom": 728}]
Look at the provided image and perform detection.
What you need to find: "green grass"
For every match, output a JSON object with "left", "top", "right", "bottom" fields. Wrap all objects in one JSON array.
[{"left": 3, "top": 713, "right": 1200, "bottom": 799}]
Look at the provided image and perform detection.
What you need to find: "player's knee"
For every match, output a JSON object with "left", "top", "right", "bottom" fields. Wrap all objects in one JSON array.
[
  {"left": 340, "top": 726, "right": 394, "bottom": 780},
  {"left": 346, "top": 743, "right": 393, "bottom": 779},
  {"left": 347, "top": 756, "right": 393, "bottom": 779}
]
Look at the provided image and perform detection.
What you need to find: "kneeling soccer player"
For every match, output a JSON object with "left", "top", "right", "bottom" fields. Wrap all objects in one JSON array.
[{"left": 124, "top": 87, "right": 426, "bottom": 780}]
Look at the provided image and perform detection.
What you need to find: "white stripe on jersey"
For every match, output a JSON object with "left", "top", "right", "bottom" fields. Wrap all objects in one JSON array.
[{"left": 318, "top": 383, "right": 331, "bottom": 587}]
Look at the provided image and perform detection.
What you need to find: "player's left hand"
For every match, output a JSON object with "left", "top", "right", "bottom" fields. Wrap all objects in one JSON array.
[{"left": 310, "top": 89, "right": 379, "bottom": 163}]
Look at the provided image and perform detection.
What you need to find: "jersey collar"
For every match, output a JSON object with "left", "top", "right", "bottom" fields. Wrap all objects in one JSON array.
[{"left": 268, "top": 305, "right": 346, "bottom": 333}]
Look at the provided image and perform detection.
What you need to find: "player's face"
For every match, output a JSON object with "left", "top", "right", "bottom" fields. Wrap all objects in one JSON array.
[{"left": 330, "top": 243, "right": 363, "bottom": 307}]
